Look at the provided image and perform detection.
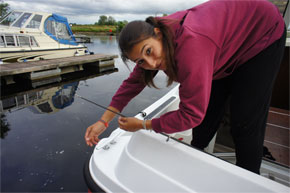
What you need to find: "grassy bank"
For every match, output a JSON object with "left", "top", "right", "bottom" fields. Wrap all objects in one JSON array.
[{"left": 71, "top": 25, "right": 117, "bottom": 34}]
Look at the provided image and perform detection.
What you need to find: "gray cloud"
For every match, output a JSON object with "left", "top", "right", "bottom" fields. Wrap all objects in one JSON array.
[{"left": 5, "top": 0, "right": 207, "bottom": 24}]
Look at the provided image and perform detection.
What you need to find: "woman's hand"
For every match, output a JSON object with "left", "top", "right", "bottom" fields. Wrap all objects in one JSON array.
[
  {"left": 85, "top": 121, "right": 107, "bottom": 147},
  {"left": 118, "top": 117, "right": 142, "bottom": 132}
]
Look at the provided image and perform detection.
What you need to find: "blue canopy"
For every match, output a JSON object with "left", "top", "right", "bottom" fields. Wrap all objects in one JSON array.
[
  {"left": 52, "top": 82, "right": 78, "bottom": 109},
  {"left": 44, "top": 13, "right": 77, "bottom": 45}
]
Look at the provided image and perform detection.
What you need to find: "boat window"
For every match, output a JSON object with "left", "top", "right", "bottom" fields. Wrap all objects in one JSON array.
[
  {"left": 55, "top": 22, "right": 72, "bottom": 40},
  {"left": 13, "top": 12, "right": 32, "bottom": 28},
  {"left": 0, "top": 11, "right": 22, "bottom": 26},
  {"left": 46, "top": 20, "right": 56, "bottom": 36},
  {"left": 5, "top": 36, "right": 16, "bottom": 46},
  {"left": 18, "top": 36, "right": 30, "bottom": 47},
  {"left": 30, "top": 36, "right": 38, "bottom": 47},
  {"left": 0, "top": 35, "right": 4, "bottom": 47},
  {"left": 26, "top": 14, "right": 42, "bottom": 29}
]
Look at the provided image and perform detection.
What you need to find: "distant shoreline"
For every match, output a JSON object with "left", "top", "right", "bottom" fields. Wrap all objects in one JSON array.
[
  {"left": 73, "top": 31, "right": 116, "bottom": 36},
  {"left": 71, "top": 25, "right": 117, "bottom": 36}
]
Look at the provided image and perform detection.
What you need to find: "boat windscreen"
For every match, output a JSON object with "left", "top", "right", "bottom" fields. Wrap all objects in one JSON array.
[
  {"left": 26, "top": 14, "right": 43, "bottom": 29},
  {"left": 0, "top": 11, "right": 23, "bottom": 26},
  {"left": 13, "top": 13, "right": 32, "bottom": 28}
]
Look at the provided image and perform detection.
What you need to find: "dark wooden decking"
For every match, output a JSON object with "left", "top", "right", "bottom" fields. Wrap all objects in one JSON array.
[
  {"left": 0, "top": 54, "right": 118, "bottom": 77},
  {"left": 215, "top": 107, "right": 290, "bottom": 167},
  {"left": 264, "top": 107, "right": 289, "bottom": 166}
]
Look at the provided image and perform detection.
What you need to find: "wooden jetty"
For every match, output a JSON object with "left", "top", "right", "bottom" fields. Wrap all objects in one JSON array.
[
  {"left": 75, "top": 35, "right": 91, "bottom": 43},
  {"left": 0, "top": 54, "right": 118, "bottom": 85}
]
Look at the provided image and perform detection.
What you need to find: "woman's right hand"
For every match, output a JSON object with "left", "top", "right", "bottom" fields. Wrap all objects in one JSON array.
[{"left": 85, "top": 121, "right": 107, "bottom": 147}]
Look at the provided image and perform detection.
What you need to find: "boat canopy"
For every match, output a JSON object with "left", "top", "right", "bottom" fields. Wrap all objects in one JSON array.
[
  {"left": 44, "top": 13, "right": 77, "bottom": 45},
  {"left": 52, "top": 82, "right": 78, "bottom": 109}
]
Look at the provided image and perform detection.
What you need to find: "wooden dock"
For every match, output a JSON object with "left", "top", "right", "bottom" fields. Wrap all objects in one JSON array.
[
  {"left": 0, "top": 54, "right": 118, "bottom": 84},
  {"left": 75, "top": 35, "right": 91, "bottom": 43}
]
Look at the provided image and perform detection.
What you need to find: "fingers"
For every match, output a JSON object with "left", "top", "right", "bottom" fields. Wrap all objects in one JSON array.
[
  {"left": 85, "top": 126, "right": 92, "bottom": 146},
  {"left": 90, "top": 136, "right": 98, "bottom": 146},
  {"left": 85, "top": 121, "right": 107, "bottom": 147},
  {"left": 87, "top": 135, "right": 99, "bottom": 147},
  {"left": 118, "top": 117, "right": 127, "bottom": 129},
  {"left": 118, "top": 116, "right": 127, "bottom": 123}
]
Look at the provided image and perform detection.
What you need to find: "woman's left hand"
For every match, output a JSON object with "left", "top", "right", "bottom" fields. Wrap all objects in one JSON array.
[{"left": 118, "top": 117, "right": 142, "bottom": 132}]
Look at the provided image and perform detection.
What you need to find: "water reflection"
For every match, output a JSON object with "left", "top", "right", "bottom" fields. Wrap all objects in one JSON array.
[
  {"left": 1, "top": 83, "right": 78, "bottom": 114},
  {"left": 1, "top": 69, "right": 118, "bottom": 113},
  {"left": 85, "top": 36, "right": 118, "bottom": 54},
  {"left": 0, "top": 113, "right": 10, "bottom": 138},
  {"left": 0, "top": 68, "right": 118, "bottom": 140}
]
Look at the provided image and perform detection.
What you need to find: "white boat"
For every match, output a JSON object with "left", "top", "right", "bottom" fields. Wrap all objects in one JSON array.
[
  {"left": 83, "top": 84, "right": 290, "bottom": 192},
  {"left": 0, "top": 10, "right": 89, "bottom": 63}
]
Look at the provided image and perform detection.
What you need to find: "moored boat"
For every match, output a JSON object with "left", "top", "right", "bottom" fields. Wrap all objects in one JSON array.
[{"left": 0, "top": 10, "right": 89, "bottom": 63}]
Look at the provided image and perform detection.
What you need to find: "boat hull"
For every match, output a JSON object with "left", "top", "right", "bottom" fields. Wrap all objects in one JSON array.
[{"left": 0, "top": 47, "right": 88, "bottom": 63}]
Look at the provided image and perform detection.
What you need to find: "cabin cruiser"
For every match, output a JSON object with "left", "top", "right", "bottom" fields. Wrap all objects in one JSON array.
[
  {"left": 83, "top": 84, "right": 289, "bottom": 192},
  {"left": 0, "top": 10, "right": 89, "bottom": 63}
]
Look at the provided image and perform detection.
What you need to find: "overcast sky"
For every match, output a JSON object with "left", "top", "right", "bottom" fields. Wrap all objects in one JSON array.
[{"left": 5, "top": 0, "right": 208, "bottom": 24}]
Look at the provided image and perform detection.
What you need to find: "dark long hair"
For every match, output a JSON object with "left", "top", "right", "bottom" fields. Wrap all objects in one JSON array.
[{"left": 118, "top": 16, "right": 177, "bottom": 88}]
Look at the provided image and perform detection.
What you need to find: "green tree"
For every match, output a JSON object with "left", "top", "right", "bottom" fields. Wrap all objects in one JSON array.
[
  {"left": 116, "top": 20, "right": 128, "bottom": 33},
  {"left": 107, "top": 16, "right": 116, "bottom": 25},
  {"left": 0, "top": 0, "right": 10, "bottom": 19},
  {"left": 98, "top": 15, "right": 108, "bottom": 25}
]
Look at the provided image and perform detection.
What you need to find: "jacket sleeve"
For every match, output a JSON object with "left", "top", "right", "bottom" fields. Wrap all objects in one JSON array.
[
  {"left": 151, "top": 26, "right": 219, "bottom": 133},
  {"left": 109, "top": 65, "right": 147, "bottom": 112}
]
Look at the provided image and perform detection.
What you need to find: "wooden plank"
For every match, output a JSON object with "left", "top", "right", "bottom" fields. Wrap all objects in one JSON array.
[
  {"left": 264, "top": 141, "right": 289, "bottom": 166},
  {"left": 268, "top": 107, "right": 289, "bottom": 129},
  {"left": 265, "top": 107, "right": 289, "bottom": 166},
  {"left": 0, "top": 54, "right": 118, "bottom": 76},
  {"left": 265, "top": 124, "right": 289, "bottom": 147}
]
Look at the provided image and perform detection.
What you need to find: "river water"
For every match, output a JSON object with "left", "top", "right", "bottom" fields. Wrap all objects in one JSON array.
[{"left": 1, "top": 36, "right": 175, "bottom": 192}]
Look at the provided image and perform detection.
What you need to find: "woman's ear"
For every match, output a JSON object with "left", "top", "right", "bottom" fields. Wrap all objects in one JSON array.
[{"left": 154, "top": 28, "right": 162, "bottom": 39}]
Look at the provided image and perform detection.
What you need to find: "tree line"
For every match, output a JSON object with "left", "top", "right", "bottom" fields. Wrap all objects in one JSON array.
[
  {"left": 71, "top": 15, "right": 128, "bottom": 33},
  {"left": 95, "top": 15, "right": 128, "bottom": 32},
  {"left": 0, "top": 0, "right": 10, "bottom": 19}
]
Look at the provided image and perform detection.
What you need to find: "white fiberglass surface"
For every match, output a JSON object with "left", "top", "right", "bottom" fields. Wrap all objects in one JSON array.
[
  {"left": 90, "top": 131, "right": 132, "bottom": 193},
  {"left": 114, "top": 130, "right": 289, "bottom": 193}
]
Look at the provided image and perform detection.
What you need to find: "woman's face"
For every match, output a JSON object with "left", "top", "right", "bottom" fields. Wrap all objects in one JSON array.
[{"left": 128, "top": 31, "right": 166, "bottom": 71}]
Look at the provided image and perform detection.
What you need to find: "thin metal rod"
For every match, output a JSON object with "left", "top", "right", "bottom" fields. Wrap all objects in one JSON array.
[{"left": 75, "top": 94, "right": 126, "bottom": 117}]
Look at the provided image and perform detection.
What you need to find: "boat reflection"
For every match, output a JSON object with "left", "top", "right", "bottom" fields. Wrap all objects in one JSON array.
[{"left": 0, "top": 67, "right": 118, "bottom": 114}]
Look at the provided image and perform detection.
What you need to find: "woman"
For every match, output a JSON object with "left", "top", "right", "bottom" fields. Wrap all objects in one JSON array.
[{"left": 85, "top": 0, "right": 286, "bottom": 174}]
